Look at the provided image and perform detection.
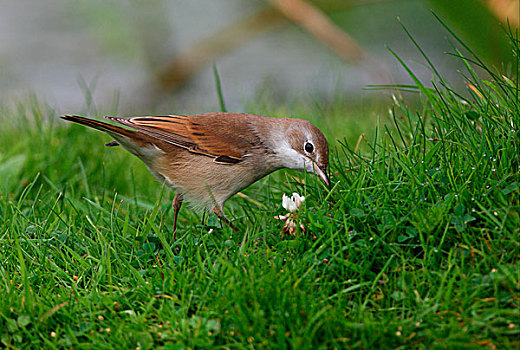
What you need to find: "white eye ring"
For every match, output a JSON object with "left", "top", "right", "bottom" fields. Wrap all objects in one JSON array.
[{"left": 304, "top": 142, "right": 314, "bottom": 153}]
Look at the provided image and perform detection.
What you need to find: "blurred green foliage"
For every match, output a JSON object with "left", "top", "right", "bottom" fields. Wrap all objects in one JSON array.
[
  {"left": 427, "top": 0, "right": 514, "bottom": 67},
  {"left": 314, "top": 0, "right": 515, "bottom": 67}
]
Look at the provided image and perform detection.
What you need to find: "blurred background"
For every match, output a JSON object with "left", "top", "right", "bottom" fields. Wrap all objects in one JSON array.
[{"left": 0, "top": 0, "right": 518, "bottom": 115}]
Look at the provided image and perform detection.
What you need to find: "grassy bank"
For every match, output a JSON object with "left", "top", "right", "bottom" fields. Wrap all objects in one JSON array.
[{"left": 0, "top": 27, "right": 518, "bottom": 349}]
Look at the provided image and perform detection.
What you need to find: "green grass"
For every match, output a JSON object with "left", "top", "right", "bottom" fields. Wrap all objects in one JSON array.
[{"left": 1, "top": 26, "right": 519, "bottom": 349}]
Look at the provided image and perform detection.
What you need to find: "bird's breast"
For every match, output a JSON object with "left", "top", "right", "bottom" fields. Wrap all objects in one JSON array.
[{"left": 156, "top": 150, "right": 277, "bottom": 211}]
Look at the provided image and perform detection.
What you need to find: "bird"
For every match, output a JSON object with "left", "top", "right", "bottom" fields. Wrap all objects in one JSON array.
[{"left": 61, "top": 113, "right": 329, "bottom": 236}]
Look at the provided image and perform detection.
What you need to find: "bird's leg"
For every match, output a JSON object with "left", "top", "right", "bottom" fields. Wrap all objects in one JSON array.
[
  {"left": 172, "top": 193, "right": 183, "bottom": 240},
  {"left": 213, "top": 207, "right": 239, "bottom": 232}
]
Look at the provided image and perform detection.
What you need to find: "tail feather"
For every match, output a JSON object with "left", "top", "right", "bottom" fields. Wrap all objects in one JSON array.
[
  {"left": 61, "top": 115, "right": 162, "bottom": 152},
  {"left": 60, "top": 115, "right": 136, "bottom": 139}
]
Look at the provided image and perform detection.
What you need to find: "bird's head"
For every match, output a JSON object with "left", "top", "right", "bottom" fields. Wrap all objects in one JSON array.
[{"left": 274, "top": 119, "right": 330, "bottom": 186}]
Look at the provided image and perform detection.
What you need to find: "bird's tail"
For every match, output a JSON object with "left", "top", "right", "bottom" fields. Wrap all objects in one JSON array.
[
  {"left": 61, "top": 115, "right": 163, "bottom": 154},
  {"left": 60, "top": 115, "right": 136, "bottom": 139}
]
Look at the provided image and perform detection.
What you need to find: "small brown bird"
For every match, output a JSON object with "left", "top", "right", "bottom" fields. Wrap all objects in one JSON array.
[{"left": 61, "top": 113, "right": 329, "bottom": 235}]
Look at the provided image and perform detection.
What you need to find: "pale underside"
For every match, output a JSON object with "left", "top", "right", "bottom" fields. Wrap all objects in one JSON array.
[{"left": 155, "top": 148, "right": 279, "bottom": 211}]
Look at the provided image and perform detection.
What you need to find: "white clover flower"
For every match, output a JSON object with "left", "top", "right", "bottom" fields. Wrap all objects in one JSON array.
[
  {"left": 276, "top": 193, "right": 310, "bottom": 237},
  {"left": 282, "top": 194, "right": 294, "bottom": 212},
  {"left": 282, "top": 193, "right": 305, "bottom": 212}
]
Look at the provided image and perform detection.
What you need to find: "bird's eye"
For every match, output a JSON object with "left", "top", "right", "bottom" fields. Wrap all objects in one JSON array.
[{"left": 304, "top": 142, "right": 314, "bottom": 153}]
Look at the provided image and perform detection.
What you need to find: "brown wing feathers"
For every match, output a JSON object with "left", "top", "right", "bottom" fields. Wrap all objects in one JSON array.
[
  {"left": 187, "top": 115, "right": 252, "bottom": 159},
  {"left": 105, "top": 115, "right": 195, "bottom": 150},
  {"left": 107, "top": 114, "right": 256, "bottom": 162}
]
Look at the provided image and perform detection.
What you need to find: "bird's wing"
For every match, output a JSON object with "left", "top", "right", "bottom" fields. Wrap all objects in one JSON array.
[{"left": 105, "top": 113, "right": 258, "bottom": 163}]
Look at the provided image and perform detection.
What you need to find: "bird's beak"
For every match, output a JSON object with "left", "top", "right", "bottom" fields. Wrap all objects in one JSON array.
[{"left": 313, "top": 163, "right": 330, "bottom": 187}]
